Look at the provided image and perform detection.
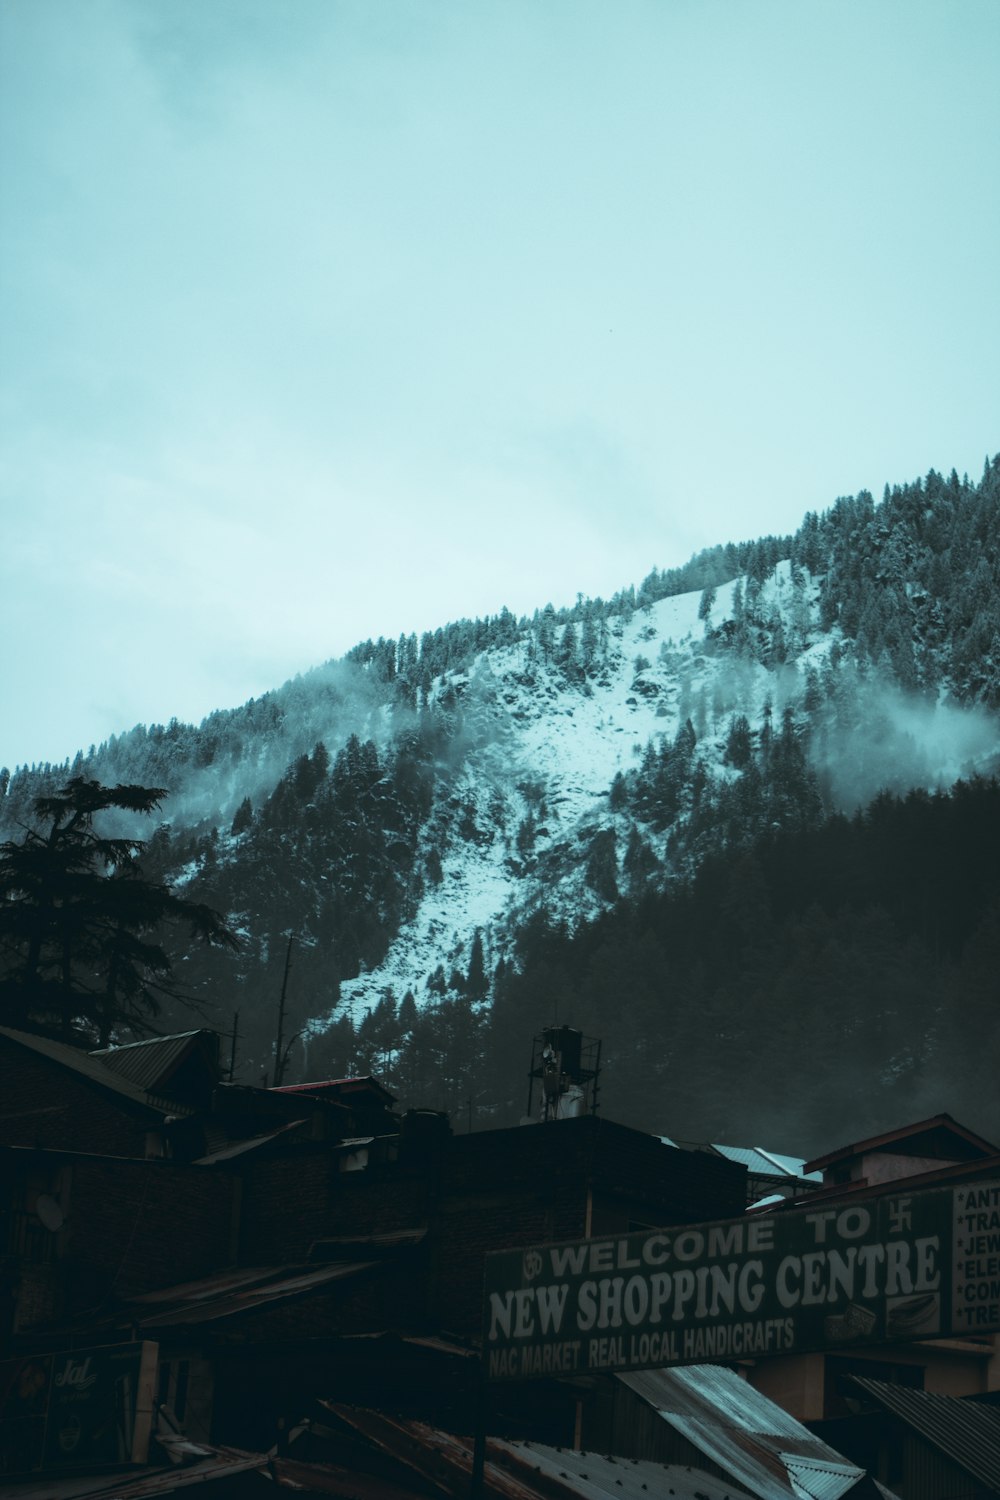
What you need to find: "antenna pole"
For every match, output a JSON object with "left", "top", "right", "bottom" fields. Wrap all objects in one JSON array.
[
  {"left": 228, "top": 1010, "right": 239, "bottom": 1082},
  {"left": 273, "top": 935, "right": 295, "bottom": 1087}
]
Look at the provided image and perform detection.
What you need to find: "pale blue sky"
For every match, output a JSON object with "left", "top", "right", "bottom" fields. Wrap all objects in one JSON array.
[{"left": 2, "top": 0, "right": 998, "bottom": 769}]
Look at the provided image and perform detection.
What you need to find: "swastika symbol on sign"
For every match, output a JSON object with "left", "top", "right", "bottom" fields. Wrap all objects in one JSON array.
[{"left": 523, "top": 1249, "right": 543, "bottom": 1280}]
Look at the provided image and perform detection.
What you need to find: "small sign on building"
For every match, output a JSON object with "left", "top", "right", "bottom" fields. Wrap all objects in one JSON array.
[
  {"left": 483, "top": 1178, "right": 1000, "bottom": 1381},
  {"left": 0, "top": 1341, "right": 157, "bottom": 1477}
]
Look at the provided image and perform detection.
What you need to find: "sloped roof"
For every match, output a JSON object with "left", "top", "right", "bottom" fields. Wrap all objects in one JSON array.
[
  {"left": 272, "top": 1075, "right": 397, "bottom": 1105},
  {"left": 849, "top": 1377, "right": 1000, "bottom": 1492},
  {"left": 712, "top": 1145, "right": 821, "bottom": 1182},
  {"left": 804, "top": 1113, "right": 1000, "bottom": 1174},
  {"left": 618, "top": 1366, "right": 875, "bottom": 1499},
  {"left": 495, "top": 1438, "right": 749, "bottom": 1500},
  {"left": 47, "top": 1259, "right": 383, "bottom": 1341},
  {"left": 193, "top": 1117, "right": 310, "bottom": 1163},
  {"left": 326, "top": 1404, "right": 752, "bottom": 1500},
  {"left": 0, "top": 1443, "right": 267, "bottom": 1498},
  {"left": 0, "top": 1024, "right": 185, "bottom": 1118},
  {"left": 119, "top": 1260, "right": 380, "bottom": 1328},
  {"left": 660, "top": 1138, "right": 821, "bottom": 1183},
  {"left": 90, "top": 1029, "right": 214, "bottom": 1092}
]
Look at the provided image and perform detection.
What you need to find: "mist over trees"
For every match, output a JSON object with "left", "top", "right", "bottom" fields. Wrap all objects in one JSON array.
[
  {"left": 1, "top": 456, "right": 998, "bottom": 1142},
  {"left": 480, "top": 776, "right": 1000, "bottom": 1152}
]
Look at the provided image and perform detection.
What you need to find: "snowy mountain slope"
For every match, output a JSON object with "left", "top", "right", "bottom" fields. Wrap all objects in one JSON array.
[
  {"left": 329, "top": 561, "right": 997, "bottom": 1027},
  {"left": 330, "top": 587, "right": 719, "bottom": 1022},
  {"left": 4, "top": 458, "right": 999, "bottom": 1096}
]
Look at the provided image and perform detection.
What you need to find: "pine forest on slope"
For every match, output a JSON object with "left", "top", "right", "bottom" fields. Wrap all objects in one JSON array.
[{"left": 2, "top": 457, "right": 999, "bottom": 1155}]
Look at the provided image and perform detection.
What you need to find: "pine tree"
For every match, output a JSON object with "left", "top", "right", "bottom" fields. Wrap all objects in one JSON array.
[
  {"left": 231, "top": 797, "right": 253, "bottom": 837},
  {"left": 465, "top": 928, "right": 488, "bottom": 999},
  {"left": 0, "top": 778, "right": 237, "bottom": 1044}
]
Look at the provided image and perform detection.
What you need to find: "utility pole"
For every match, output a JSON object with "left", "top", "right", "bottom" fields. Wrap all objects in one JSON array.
[
  {"left": 228, "top": 1010, "right": 239, "bottom": 1082},
  {"left": 273, "top": 935, "right": 295, "bottom": 1087}
]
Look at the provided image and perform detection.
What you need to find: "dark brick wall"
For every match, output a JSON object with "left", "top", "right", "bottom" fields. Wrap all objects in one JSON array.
[
  {"left": 444, "top": 1118, "right": 746, "bottom": 1226},
  {"left": 66, "top": 1156, "right": 237, "bottom": 1300},
  {"left": 0, "top": 1046, "right": 154, "bottom": 1158},
  {"left": 231, "top": 1116, "right": 746, "bottom": 1343},
  {"left": 5, "top": 1150, "right": 238, "bottom": 1334},
  {"left": 237, "top": 1152, "right": 433, "bottom": 1263}
]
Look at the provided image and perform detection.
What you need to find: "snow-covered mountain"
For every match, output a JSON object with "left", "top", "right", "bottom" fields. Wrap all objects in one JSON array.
[
  {"left": 3, "top": 459, "right": 1000, "bottom": 1145},
  {"left": 329, "top": 563, "right": 995, "bottom": 1030}
]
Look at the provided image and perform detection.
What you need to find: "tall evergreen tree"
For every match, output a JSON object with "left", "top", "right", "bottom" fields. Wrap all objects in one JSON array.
[{"left": 0, "top": 778, "right": 236, "bottom": 1044}]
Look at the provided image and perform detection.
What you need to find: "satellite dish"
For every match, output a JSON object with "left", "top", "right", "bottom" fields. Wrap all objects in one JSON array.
[{"left": 35, "top": 1194, "right": 64, "bottom": 1232}]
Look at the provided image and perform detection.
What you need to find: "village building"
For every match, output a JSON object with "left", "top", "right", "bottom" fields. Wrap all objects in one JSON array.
[{"left": 2, "top": 1024, "right": 998, "bottom": 1497}]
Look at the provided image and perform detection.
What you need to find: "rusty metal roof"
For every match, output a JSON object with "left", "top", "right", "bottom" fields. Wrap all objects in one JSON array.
[
  {"left": 849, "top": 1377, "right": 1000, "bottom": 1491},
  {"left": 272, "top": 1075, "right": 397, "bottom": 1104},
  {"left": 618, "top": 1367, "right": 870, "bottom": 1499},
  {"left": 269, "top": 1453, "right": 435, "bottom": 1497},
  {"left": 774, "top": 1153, "right": 1000, "bottom": 1212},
  {"left": 803, "top": 1113, "right": 1000, "bottom": 1174},
  {"left": 121, "top": 1259, "right": 379, "bottom": 1327},
  {"left": 43, "top": 1262, "right": 381, "bottom": 1337},
  {"left": 0, "top": 1444, "right": 267, "bottom": 1498}
]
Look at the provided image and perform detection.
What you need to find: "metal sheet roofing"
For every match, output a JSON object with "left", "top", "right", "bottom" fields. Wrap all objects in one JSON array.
[
  {"left": 269, "top": 1454, "right": 436, "bottom": 1498},
  {"left": 272, "top": 1075, "right": 397, "bottom": 1104},
  {"left": 123, "top": 1260, "right": 379, "bottom": 1327},
  {"left": 0, "top": 1024, "right": 189, "bottom": 1117},
  {"left": 0, "top": 1444, "right": 266, "bottom": 1498},
  {"left": 90, "top": 1031, "right": 207, "bottom": 1091},
  {"left": 496, "top": 1439, "right": 751, "bottom": 1500},
  {"left": 754, "top": 1149, "right": 822, "bottom": 1182},
  {"left": 326, "top": 1405, "right": 754, "bottom": 1500},
  {"left": 193, "top": 1118, "right": 309, "bottom": 1163},
  {"left": 711, "top": 1146, "right": 820, "bottom": 1182},
  {"left": 658, "top": 1137, "right": 820, "bottom": 1183},
  {"left": 618, "top": 1367, "right": 869, "bottom": 1500},
  {"left": 46, "top": 1262, "right": 381, "bottom": 1337},
  {"left": 849, "top": 1376, "right": 1000, "bottom": 1491}
]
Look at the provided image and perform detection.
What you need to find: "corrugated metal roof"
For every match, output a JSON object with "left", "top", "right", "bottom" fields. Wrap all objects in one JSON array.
[
  {"left": 193, "top": 1118, "right": 309, "bottom": 1162},
  {"left": 91, "top": 1031, "right": 207, "bottom": 1091},
  {"left": 124, "top": 1260, "right": 379, "bottom": 1327},
  {"left": 618, "top": 1367, "right": 868, "bottom": 1500},
  {"left": 0, "top": 1444, "right": 266, "bottom": 1498},
  {"left": 0, "top": 1024, "right": 186, "bottom": 1117},
  {"left": 659, "top": 1137, "right": 820, "bottom": 1184},
  {"left": 849, "top": 1376, "right": 1000, "bottom": 1491},
  {"left": 497, "top": 1439, "right": 751, "bottom": 1500},
  {"left": 326, "top": 1405, "right": 754, "bottom": 1500},
  {"left": 50, "top": 1262, "right": 380, "bottom": 1337},
  {"left": 269, "top": 1454, "right": 434, "bottom": 1498},
  {"left": 781, "top": 1458, "right": 869, "bottom": 1500},
  {"left": 711, "top": 1145, "right": 819, "bottom": 1182},
  {"left": 272, "top": 1075, "right": 397, "bottom": 1104},
  {"left": 753, "top": 1149, "right": 822, "bottom": 1182}
]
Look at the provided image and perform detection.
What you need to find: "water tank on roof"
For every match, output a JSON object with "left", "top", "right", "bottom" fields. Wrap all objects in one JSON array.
[{"left": 527, "top": 1025, "right": 602, "bottom": 1122}]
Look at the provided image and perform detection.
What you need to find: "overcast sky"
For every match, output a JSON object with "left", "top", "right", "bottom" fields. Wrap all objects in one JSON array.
[{"left": 1, "top": 0, "right": 997, "bottom": 770}]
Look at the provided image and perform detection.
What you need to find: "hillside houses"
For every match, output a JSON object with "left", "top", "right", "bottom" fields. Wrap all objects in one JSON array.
[{"left": 1, "top": 1024, "right": 998, "bottom": 1498}]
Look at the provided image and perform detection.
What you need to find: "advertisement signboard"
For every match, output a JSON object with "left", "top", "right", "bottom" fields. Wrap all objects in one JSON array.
[
  {"left": 484, "top": 1177, "right": 1000, "bottom": 1381},
  {"left": 0, "top": 1341, "right": 157, "bottom": 1477}
]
